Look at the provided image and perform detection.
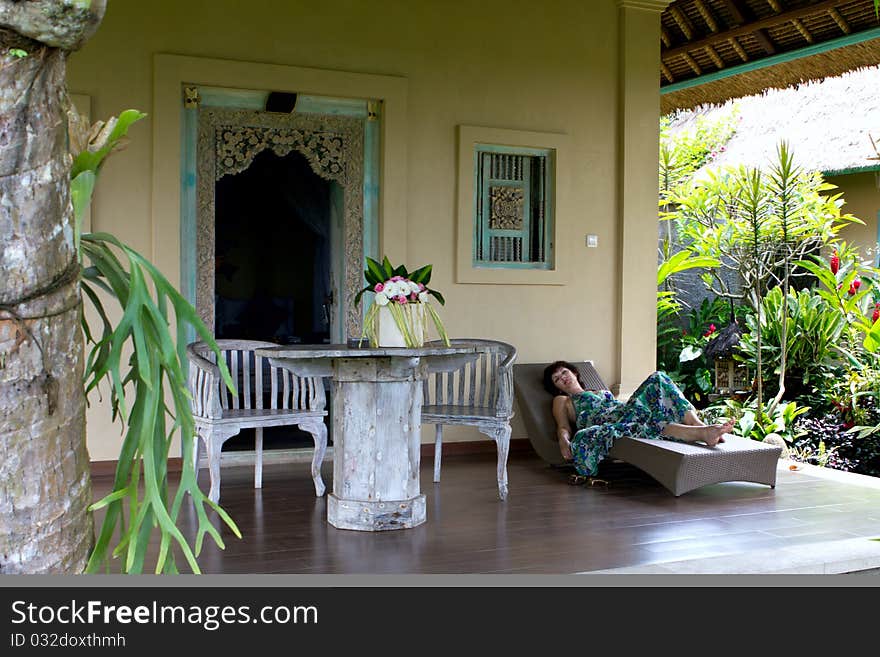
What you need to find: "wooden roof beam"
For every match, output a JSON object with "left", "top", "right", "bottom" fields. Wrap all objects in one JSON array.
[
  {"left": 694, "top": 0, "right": 720, "bottom": 33},
  {"left": 691, "top": 1, "right": 726, "bottom": 70},
  {"left": 661, "top": 0, "right": 849, "bottom": 63},
  {"left": 661, "top": 26, "right": 673, "bottom": 48},
  {"left": 661, "top": 62, "right": 675, "bottom": 83},
  {"left": 828, "top": 7, "right": 851, "bottom": 34},
  {"left": 718, "top": 0, "right": 750, "bottom": 62},
  {"left": 706, "top": 45, "right": 725, "bottom": 69},
  {"left": 728, "top": 36, "right": 749, "bottom": 61},
  {"left": 753, "top": 29, "right": 777, "bottom": 55},
  {"left": 792, "top": 18, "right": 814, "bottom": 43},
  {"left": 721, "top": 0, "right": 775, "bottom": 54},
  {"left": 720, "top": 0, "right": 745, "bottom": 25},
  {"left": 682, "top": 52, "right": 703, "bottom": 76},
  {"left": 766, "top": 0, "right": 814, "bottom": 44},
  {"left": 669, "top": 5, "right": 694, "bottom": 40}
]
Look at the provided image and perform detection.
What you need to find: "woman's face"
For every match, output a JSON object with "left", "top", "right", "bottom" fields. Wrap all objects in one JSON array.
[{"left": 550, "top": 367, "right": 581, "bottom": 394}]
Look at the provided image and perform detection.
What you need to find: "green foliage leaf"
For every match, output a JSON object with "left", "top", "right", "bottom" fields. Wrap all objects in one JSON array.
[
  {"left": 353, "top": 284, "right": 372, "bottom": 307},
  {"left": 71, "top": 170, "right": 95, "bottom": 256},
  {"left": 657, "top": 250, "right": 720, "bottom": 286},
  {"left": 409, "top": 264, "right": 433, "bottom": 285},
  {"left": 71, "top": 109, "right": 147, "bottom": 179},
  {"left": 82, "top": 231, "right": 239, "bottom": 573},
  {"left": 381, "top": 256, "right": 394, "bottom": 279},
  {"left": 364, "top": 257, "right": 386, "bottom": 285},
  {"left": 73, "top": 112, "right": 238, "bottom": 574}
]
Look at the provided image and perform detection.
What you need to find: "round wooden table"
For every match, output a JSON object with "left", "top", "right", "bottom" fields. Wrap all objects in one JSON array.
[{"left": 255, "top": 343, "right": 479, "bottom": 531}]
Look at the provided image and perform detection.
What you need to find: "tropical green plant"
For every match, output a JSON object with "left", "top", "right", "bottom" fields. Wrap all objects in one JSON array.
[
  {"left": 658, "top": 108, "right": 737, "bottom": 302},
  {"left": 796, "top": 245, "right": 880, "bottom": 362},
  {"left": 71, "top": 110, "right": 239, "bottom": 573},
  {"left": 668, "top": 144, "right": 862, "bottom": 423},
  {"left": 657, "top": 297, "right": 735, "bottom": 404},
  {"left": 657, "top": 248, "right": 721, "bottom": 320},
  {"left": 788, "top": 440, "right": 839, "bottom": 469},
  {"left": 671, "top": 150, "right": 860, "bottom": 307},
  {"left": 737, "top": 286, "right": 846, "bottom": 393},
  {"left": 764, "top": 142, "right": 800, "bottom": 409},
  {"left": 795, "top": 413, "right": 880, "bottom": 477},
  {"left": 712, "top": 397, "right": 809, "bottom": 444}
]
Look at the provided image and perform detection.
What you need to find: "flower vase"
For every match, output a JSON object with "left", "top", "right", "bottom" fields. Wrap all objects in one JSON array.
[{"left": 377, "top": 303, "right": 426, "bottom": 348}]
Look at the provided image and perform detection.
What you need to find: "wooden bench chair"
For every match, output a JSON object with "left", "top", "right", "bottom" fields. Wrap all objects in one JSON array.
[
  {"left": 422, "top": 339, "right": 517, "bottom": 500},
  {"left": 187, "top": 340, "right": 328, "bottom": 503},
  {"left": 512, "top": 361, "right": 782, "bottom": 496}
]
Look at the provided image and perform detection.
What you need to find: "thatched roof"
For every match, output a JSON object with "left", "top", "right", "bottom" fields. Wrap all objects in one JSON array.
[
  {"left": 661, "top": 0, "right": 880, "bottom": 113},
  {"left": 665, "top": 64, "right": 880, "bottom": 174}
]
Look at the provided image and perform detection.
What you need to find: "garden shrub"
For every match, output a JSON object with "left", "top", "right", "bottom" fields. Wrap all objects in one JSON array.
[{"left": 794, "top": 413, "right": 880, "bottom": 477}]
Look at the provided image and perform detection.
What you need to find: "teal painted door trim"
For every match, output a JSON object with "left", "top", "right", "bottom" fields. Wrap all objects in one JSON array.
[
  {"left": 179, "top": 86, "right": 380, "bottom": 342},
  {"left": 361, "top": 112, "right": 380, "bottom": 322},
  {"left": 180, "top": 104, "right": 198, "bottom": 351},
  {"left": 661, "top": 27, "right": 880, "bottom": 95}
]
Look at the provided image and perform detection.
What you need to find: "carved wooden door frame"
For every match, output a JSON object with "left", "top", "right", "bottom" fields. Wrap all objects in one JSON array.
[{"left": 196, "top": 108, "right": 365, "bottom": 340}]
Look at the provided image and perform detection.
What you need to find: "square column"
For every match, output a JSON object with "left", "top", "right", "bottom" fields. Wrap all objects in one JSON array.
[{"left": 617, "top": 1, "right": 669, "bottom": 397}]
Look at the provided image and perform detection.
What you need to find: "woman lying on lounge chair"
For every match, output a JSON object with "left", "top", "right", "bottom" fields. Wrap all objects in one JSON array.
[{"left": 543, "top": 362, "right": 734, "bottom": 482}]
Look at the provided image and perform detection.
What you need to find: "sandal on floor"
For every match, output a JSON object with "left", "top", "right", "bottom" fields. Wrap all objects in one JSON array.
[
  {"left": 587, "top": 477, "right": 610, "bottom": 488},
  {"left": 568, "top": 474, "right": 588, "bottom": 485}
]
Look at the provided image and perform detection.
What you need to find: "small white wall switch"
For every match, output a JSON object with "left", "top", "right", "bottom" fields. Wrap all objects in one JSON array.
[{"left": 586, "top": 234, "right": 598, "bottom": 248}]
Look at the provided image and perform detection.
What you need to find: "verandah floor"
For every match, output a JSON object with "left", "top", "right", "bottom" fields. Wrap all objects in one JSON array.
[{"left": 90, "top": 450, "right": 880, "bottom": 574}]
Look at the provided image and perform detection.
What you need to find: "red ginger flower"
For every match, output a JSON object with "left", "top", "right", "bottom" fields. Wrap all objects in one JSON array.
[
  {"left": 873, "top": 303, "right": 879, "bottom": 324},
  {"left": 703, "top": 324, "right": 716, "bottom": 337},
  {"left": 830, "top": 251, "right": 840, "bottom": 275}
]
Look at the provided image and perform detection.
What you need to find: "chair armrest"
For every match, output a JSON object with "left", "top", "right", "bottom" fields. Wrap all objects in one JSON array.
[
  {"left": 495, "top": 364, "right": 515, "bottom": 418},
  {"left": 306, "top": 376, "right": 327, "bottom": 413},
  {"left": 187, "top": 345, "right": 223, "bottom": 419},
  {"left": 187, "top": 352, "right": 220, "bottom": 379}
]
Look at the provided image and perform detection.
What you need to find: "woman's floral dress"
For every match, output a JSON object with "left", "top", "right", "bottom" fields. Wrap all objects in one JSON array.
[{"left": 569, "top": 371, "right": 694, "bottom": 477}]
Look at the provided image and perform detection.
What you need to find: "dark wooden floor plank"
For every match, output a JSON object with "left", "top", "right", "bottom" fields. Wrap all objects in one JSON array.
[{"left": 90, "top": 451, "right": 880, "bottom": 574}]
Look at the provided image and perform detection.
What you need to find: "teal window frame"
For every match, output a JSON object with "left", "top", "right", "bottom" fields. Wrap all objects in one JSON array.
[{"left": 471, "top": 143, "right": 555, "bottom": 270}]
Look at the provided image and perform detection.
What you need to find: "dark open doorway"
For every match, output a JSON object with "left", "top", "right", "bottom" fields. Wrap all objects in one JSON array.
[{"left": 214, "top": 148, "right": 333, "bottom": 451}]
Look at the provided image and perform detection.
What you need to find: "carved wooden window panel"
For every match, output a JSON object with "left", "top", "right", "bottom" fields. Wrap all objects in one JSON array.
[{"left": 473, "top": 146, "right": 553, "bottom": 269}]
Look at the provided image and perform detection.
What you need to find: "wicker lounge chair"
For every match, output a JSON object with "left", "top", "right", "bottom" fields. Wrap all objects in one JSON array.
[{"left": 512, "top": 361, "right": 782, "bottom": 496}]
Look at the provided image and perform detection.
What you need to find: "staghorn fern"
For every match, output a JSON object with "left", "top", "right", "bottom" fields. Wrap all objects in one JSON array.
[{"left": 71, "top": 108, "right": 239, "bottom": 573}]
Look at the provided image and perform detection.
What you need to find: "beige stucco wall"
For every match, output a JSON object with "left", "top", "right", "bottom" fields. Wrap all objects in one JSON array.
[
  {"left": 68, "top": 0, "right": 664, "bottom": 461},
  {"left": 828, "top": 172, "right": 880, "bottom": 259}
]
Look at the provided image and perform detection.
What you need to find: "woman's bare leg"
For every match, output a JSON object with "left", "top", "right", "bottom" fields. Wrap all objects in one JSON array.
[
  {"left": 661, "top": 420, "right": 734, "bottom": 447},
  {"left": 683, "top": 409, "right": 704, "bottom": 426}
]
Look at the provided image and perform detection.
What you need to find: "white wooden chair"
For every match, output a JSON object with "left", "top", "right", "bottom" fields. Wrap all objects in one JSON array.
[
  {"left": 422, "top": 339, "right": 517, "bottom": 500},
  {"left": 187, "top": 340, "right": 327, "bottom": 503}
]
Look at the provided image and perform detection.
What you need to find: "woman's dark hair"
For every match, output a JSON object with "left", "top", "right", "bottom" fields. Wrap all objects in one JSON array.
[{"left": 542, "top": 360, "right": 586, "bottom": 396}]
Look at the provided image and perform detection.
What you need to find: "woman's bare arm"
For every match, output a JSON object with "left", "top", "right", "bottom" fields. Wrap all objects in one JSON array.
[{"left": 552, "top": 395, "right": 574, "bottom": 461}]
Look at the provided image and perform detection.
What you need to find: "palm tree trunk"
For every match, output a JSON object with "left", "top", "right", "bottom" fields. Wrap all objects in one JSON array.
[{"left": 0, "top": 0, "right": 105, "bottom": 574}]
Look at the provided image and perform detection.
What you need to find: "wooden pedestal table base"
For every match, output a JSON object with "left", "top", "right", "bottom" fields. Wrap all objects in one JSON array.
[{"left": 257, "top": 344, "right": 478, "bottom": 531}]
